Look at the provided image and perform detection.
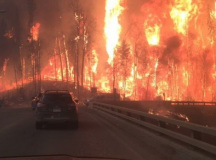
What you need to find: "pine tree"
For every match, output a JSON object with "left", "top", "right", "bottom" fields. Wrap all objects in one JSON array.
[{"left": 117, "top": 40, "right": 131, "bottom": 99}]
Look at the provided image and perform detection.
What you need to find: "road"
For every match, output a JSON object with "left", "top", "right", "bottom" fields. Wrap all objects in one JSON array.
[{"left": 0, "top": 104, "right": 212, "bottom": 160}]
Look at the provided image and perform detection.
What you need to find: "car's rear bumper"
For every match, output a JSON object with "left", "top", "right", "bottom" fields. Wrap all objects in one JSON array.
[{"left": 36, "top": 114, "right": 78, "bottom": 123}]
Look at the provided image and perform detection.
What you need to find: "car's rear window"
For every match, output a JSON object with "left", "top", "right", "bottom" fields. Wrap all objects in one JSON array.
[
  {"left": 41, "top": 94, "right": 72, "bottom": 104},
  {"left": 38, "top": 93, "right": 43, "bottom": 98}
]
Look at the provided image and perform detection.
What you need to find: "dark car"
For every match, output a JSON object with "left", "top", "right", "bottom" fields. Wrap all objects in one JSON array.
[
  {"left": 31, "top": 92, "right": 43, "bottom": 110},
  {"left": 35, "top": 90, "right": 78, "bottom": 129}
]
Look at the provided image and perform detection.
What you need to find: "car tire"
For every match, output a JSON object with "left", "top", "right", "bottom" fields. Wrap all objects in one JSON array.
[{"left": 35, "top": 122, "right": 42, "bottom": 129}]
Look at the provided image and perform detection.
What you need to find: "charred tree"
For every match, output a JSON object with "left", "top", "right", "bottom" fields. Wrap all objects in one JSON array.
[
  {"left": 37, "top": 40, "right": 41, "bottom": 93},
  {"left": 70, "top": 0, "right": 83, "bottom": 98},
  {"left": 27, "top": 0, "right": 37, "bottom": 95},
  {"left": 63, "top": 35, "right": 69, "bottom": 84},
  {"left": 13, "top": 6, "right": 23, "bottom": 92},
  {"left": 70, "top": 0, "right": 96, "bottom": 98},
  {"left": 57, "top": 37, "right": 64, "bottom": 81},
  {"left": 54, "top": 48, "right": 57, "bottom": 82}
]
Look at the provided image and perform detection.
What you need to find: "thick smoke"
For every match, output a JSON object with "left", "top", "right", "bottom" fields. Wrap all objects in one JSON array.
[{"left": 160, "top": 36, "right": 182, "bottom": 65}]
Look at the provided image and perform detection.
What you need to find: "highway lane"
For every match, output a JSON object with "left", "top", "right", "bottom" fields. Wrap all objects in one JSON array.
[{"left": 0, "top": 105, "right": 212, "bottom": 160}]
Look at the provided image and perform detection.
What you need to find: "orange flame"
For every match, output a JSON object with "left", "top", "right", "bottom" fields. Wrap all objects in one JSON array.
[
  {"left": 144, "top": 15, "right": 161, "bottom": 46},
  {"left": 91, "top": 49, "right": 98, "bottom": 73},
  {"left": 215, "top": 2, "right": 216, "bottom": 19},
  {"left": 30, "top": 23, "right": 41, "bottom": 41},
  {"left": 3, "top": 0, "right": 216, "bottom": 102},
  {"left": 3, "top": 59, "right": 9, "bottom": 75},
  {"left": 41, "top": 54, "right": 73, "bottom": 82},
  {"left": 170, "top": 0, "right": 198, "bottom": 35},
  {"left": 4, "top": 28, "right": 14, "bottom": 39},
  {"left": 104, "top": 0, "right": 124, "bottom": 64}
]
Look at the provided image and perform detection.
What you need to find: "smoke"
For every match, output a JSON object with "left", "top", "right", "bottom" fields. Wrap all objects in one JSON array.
[{"left": 160, "top": 35, "right": 182, "bottom": 65}]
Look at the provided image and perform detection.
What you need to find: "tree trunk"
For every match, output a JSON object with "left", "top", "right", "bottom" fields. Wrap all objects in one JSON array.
[
  {"left": 81, "top": 47, "right": 85, "bottom": 95},
  {"left": 14, "top": 65, "right": 18, "bottom": 92},
  {"left": 73, "top": 49, "right": 76, "bottom": 89},
  {"left": 54, "top": 49, "right": 57, "bottom": 82},
  {"left": 57, "top": 37, "right": 64, "bottom": 81},
  {"left": 23, "top": 57, "right": 25, "bottom": 81},
  {"left": 76, "top": 42, "right": 80, "bottom": 98},
  {"left": 32, "top": 53, "right": 36, "bottom": 95},
  {"left": 19, "top": 46, "right": 23, "bottom": 88},
  {"left": 113, "top": 61, "right": 116, "bottom": 93},
  {"left": 146, "top": 75, "right": 150, "bottom": 100},
  {"left": 63, "top": 36, "right": 69, "bottom": 84},
  {"left": 124, "top": 60, "right": 128, "bottom": 100},
  {"left": 37, "top": 40, "right": 41, "bottom": 92}
]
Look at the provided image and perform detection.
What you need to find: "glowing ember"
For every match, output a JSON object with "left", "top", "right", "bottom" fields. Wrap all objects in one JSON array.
[{"left": 104, "top": 0, "right": 124, "bottom": 64}]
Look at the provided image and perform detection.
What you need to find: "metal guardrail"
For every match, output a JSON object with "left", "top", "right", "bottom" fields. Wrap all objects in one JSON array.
[
  {"left": 92, "top": 102, "right": 216, "bottom": 155},
  {"left": 169, "top": 101, "right": 216, "bottom": 106}
]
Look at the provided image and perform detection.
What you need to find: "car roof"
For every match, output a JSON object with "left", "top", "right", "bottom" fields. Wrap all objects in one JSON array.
[{"left": 44, "top": 90, "right": 70, "bottom": 94}]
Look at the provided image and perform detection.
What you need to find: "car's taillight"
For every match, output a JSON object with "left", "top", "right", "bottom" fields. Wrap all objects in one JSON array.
[
  {"left": 37, "top": 102, "right": 47, "bottom": 111},
  {"left": 37, "top": 102, "right": 46, "bottom": 107}
]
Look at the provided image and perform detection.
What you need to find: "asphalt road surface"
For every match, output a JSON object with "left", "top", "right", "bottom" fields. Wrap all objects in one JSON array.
[{"left": 0, "top": 104, "right": 212, "bottom": 160}]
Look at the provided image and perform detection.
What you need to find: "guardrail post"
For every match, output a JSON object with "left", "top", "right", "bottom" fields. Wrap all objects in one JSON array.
[
  {"left": 139, "top": 116, "right": 145, "bottom": 121},
  {"left": 191, "top": 130, "right": 202, "bottom": 141},
  {"left": 158, "top": 121, "right": 166, "bottom": 129},
  {"left": 158, "top": 120, "right": 166, "bottom": 136},
  {"left": 127, "top": 112, "right": 131, "bottom": 116},
  {"left": 117, "top": 109, "right": 121, "bottom": 113},
  {"left": 89, "top": 102, "right": 93, "bottom": 109}
]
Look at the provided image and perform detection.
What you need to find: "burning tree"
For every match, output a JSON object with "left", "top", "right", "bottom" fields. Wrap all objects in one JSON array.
[
  {"left": 117, "top": 40, "right": 131, "bottom": 99},
  {"left": 86, "top": 49, "right": 98, "bottom": 88},
  {"left": 4, "top": 0, "right": 216, "bottom": 102},
  {"left": 27, "top": 0, "right": 41, "bottom": 95},
  {"left": 70, "top": 0, "right": 97, "bottom": 98}
]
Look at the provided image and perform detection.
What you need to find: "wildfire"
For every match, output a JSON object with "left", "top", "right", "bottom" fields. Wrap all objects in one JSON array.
[
  {"left": 144, "top": 15, "right": 161, "bottom": 46},
  {"left": 3, "top": 0, "right": 216, "bottom": 102},
  {"left": 104, "top": 0, "right": 124, "bottom": 64},
  {"left": 30, "top": 23, "right": 41, "bottom": 41},
  {"left": 41, "top": 52, "right": 73, "bottom": 82},
  {"left": 3, "top": 59, "right": 9, "bottom": 75},
  {"left": 170, "top": 0, "right": 198, "bottom": 35},
  {"left": 214, "top": 2, "right": 216, "bottom": 19},
  {"left": 4, "top": 28, "right": 14, "bottom": 39},
  {"left": 154, "top": 58, "right": 159, "bottom": 88},
  {"left": 91, "top": 49, "right": 98, "bottom": 73}
]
